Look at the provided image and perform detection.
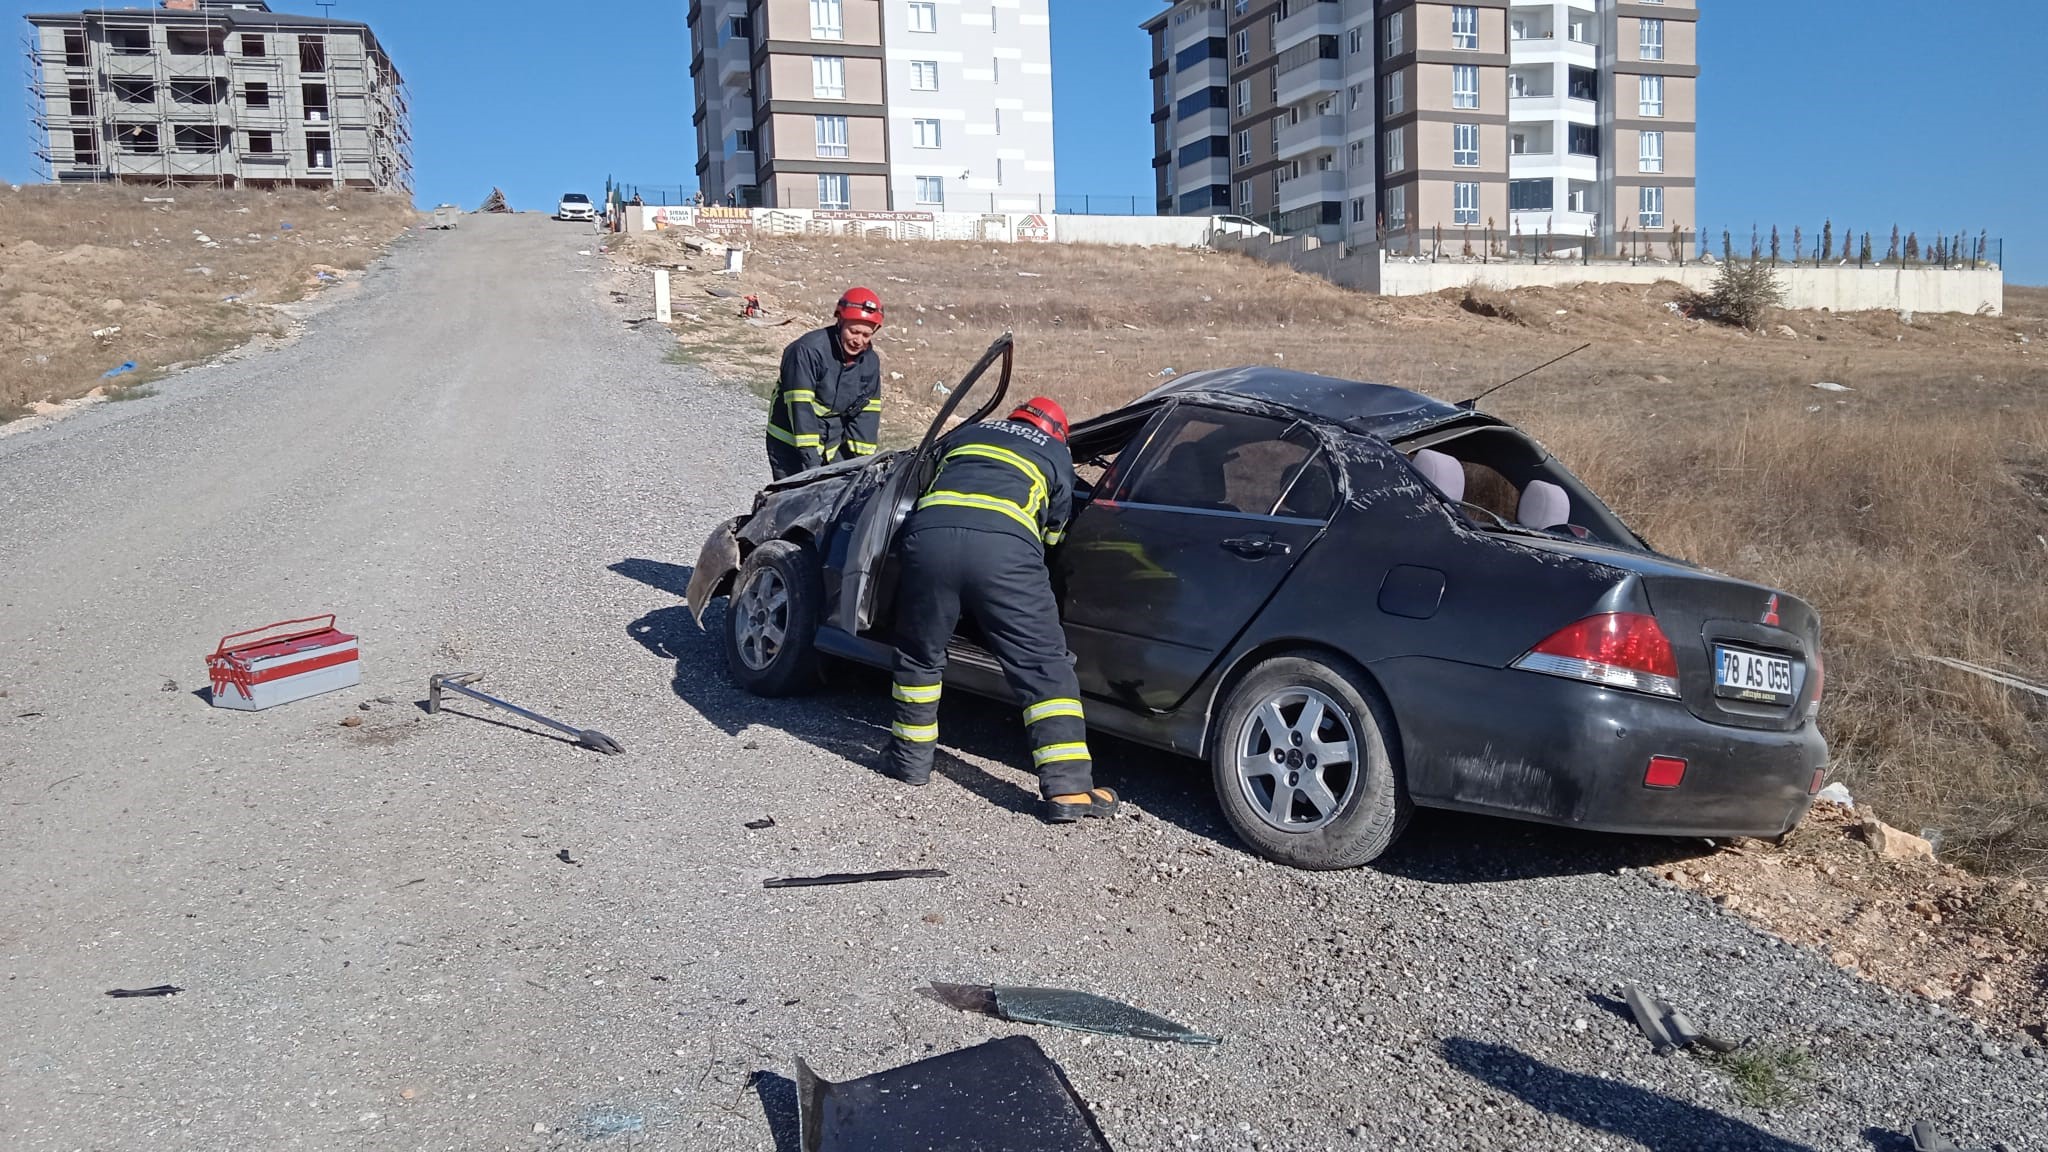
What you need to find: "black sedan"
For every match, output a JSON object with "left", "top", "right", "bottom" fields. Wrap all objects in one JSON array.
[{"left": 685, "top": 337, "right": 1827, "bottom": 869}]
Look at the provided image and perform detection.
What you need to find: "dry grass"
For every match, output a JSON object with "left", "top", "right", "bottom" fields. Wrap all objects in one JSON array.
[
  {"left": 632, "top": 233, "right": 2048, "bottom": 876},
  {"left": 1, "top": 184, "right": 417, "bottom": 418}
]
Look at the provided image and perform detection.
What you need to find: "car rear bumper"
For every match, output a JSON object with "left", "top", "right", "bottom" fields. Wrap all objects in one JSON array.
[{"left": 1374, "top": 655, "right": 1824, "bottom": 838}]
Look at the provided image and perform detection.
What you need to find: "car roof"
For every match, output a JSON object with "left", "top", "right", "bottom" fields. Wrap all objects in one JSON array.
[{"left": 1137, "top": 366, "right": 1490, "bottom": 440}]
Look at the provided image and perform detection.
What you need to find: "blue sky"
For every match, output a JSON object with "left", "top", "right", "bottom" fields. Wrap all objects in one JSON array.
[{"left": 5, "top": 0, "right": 2043, "bottom": 282}]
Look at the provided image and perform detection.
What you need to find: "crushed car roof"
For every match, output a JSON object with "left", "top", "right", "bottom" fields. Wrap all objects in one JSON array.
[{"left": 1139, "top": 366, "right": 1487, "bottom": 440}]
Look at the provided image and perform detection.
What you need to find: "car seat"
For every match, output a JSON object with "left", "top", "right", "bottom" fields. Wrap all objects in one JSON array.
[
  {"left": 1410, "top": 449, "right": 1466, "bottom": 502},
  {"left": 1517, "top": 480, "right": 1572, "bottom": 530},
  {"left": 1144, "top": 436, "right": 1236, "bottom": 511}
]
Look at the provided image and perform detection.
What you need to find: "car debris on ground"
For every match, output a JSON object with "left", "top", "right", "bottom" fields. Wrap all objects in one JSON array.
[
  {"left": 795, "top": 1036, "right": 1112, "bottom": 1152},
  {"left": 1620, "top": 983, "right": 1740, "bottom": 1055},
  {"left": 925, "top": 982, "right": 1222, "bottom": 1046},
  {"left": 105, "top": 985, "right": 183, "bottom": 998},
  {"left": 761, "top": 868, "right": 948, "bottom": 890}
]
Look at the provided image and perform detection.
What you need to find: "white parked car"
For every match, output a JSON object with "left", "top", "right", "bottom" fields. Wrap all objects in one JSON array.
[
  {"left": 557, "top": 193, "right": 595, "bottom": 222},
  {"left": 1209, "top": 214, "right": 1273, "bottom": 240}
]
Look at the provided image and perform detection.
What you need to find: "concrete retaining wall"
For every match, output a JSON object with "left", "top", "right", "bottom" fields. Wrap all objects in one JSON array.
[
  {"left": 616, "top": 205, "right": 1224, "bottom": 248},
  {"left": 1215, "top": 234, "right": 2004, "bottom": 316}
]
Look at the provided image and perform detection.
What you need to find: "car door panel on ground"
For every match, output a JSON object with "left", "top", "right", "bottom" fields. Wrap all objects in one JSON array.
[{"left": 1055, "top": 405, "right": 1335, "bottom": 714}]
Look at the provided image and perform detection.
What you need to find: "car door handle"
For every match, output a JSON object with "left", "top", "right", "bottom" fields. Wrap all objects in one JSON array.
[{"left": 1222, "top": 534, "right": 1290, "bottom": 558}]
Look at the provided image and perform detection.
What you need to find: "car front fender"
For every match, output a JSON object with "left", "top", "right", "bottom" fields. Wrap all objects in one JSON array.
[{"left": 685, "top": 517, "right": 744, "bottom": 627}]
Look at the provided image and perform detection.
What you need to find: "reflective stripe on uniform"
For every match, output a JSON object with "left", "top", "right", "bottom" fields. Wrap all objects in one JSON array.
[
  {"left": 1044, "top": 527, "right": 1066, "bottom": 546},
  {"left": 1031, "top": 742, "right": 1091, "bottom": 767},
  {"left": 767, "top": 425, "right": 822, "bottom": 448},
  {"left": 810, "top": 400, "right": 836, "bottom": 417},
  {"left": 892, "top": 682, "right": 943, "bottom": 703},
  {"left": 892, "top": 721, "right": 939, "bottom": 743},
  {"left": 915, "top": 491, "right": 1042, "bottom": 538},
  {"left": 943, "top": 443, "right": 1048, "bottom": 513},
  {"left": 781, "top": 389, "right": 817, "bottom": 405},
  {"left": 863, "top": 399, "right": 883, "bottom": 413},
  {"left": 844, "top": 440, "right": 877, "bottom": 455},
  {"left": 1022, "top": 698, "right": 1084, "bottom": 725}
]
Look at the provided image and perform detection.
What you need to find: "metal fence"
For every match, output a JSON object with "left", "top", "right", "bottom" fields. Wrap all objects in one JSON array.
[{"left": 610, "top": 183, "right": 1159, "bottom": 216}]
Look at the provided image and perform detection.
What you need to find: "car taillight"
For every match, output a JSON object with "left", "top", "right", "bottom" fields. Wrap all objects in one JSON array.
[
  {"left": 1806, "top": 652, "right": 1825, "bottom": 720},
  {"left": 1644, "top": 756, "right": 1687, "bottom": 789},
  {"left": 1513, "top": 612, "right": 1682, "bottom": 699}
]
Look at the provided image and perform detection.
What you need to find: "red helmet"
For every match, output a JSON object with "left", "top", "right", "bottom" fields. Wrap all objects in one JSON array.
[
  {"left": 1009, "top": 396, "right": 1069, "bottom": 442},
  {"left": 836, "top": 287, "right": 884, "bottom": 327}
]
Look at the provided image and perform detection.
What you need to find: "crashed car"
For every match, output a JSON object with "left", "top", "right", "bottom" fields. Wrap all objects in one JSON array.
[{"left": 686, "top": 337, "right": 1826, "bottom": 870}]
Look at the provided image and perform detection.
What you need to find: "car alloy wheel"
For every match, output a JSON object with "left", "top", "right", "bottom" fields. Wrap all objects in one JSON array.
[
  {"left": 1233, "top": 685, "right": 1360, "bottom": 833},
  {"left": 731, "top": 565, "right": 789, "bottom": 672}
]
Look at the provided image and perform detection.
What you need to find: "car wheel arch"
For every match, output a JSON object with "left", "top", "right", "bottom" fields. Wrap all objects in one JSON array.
[{"left": 1196, "top": 639, "right": 1406, "bottom": 772}]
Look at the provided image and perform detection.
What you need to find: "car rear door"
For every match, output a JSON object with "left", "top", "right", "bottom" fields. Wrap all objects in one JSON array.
[{"left": 1054, "top": 404, "right": 1336, "bottom": 713}]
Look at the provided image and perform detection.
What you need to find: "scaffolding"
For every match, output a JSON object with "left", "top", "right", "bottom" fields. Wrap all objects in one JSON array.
[{"left": 20, "top": 3, "right": 411, "bottom": 193}]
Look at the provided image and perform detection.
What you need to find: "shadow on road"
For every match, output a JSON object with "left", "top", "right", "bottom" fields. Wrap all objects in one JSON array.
[
  {"left": 612, "top": 556, "right": 1721, "bottom": 880},
  {"left": 1440, "top": 1037, "right": 1817, "bottom": 1152},
  {"left": 750, "top": 1070, "right": 801, "bottom": 1152}
]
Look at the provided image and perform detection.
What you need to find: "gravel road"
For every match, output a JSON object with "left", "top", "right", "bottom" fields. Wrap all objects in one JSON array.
[{"left": 0, "top": 214, "right": 2038, "bottom": 1152}]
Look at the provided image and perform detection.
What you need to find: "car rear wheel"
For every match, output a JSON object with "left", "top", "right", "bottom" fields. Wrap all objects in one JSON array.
[
  {"left": 722, "top": 539, "right": 823, "bottom": 696},
  {"left": 1210, "top": 652, "right": 1410, "bottom": 870}
]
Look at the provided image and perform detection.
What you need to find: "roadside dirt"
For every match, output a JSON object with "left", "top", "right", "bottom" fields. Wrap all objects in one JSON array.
[
  {"left": 1670, "top": 802, "right": 2048, "bottom": 1043},
  {"left": 0, "top": 184, "right": 417, "bottom": 419}
]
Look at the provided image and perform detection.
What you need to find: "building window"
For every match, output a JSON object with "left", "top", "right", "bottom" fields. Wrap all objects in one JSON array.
[
  {"left": 1347, "top": 81, "right": 1364, "bottom": 111},
  {"left": 813, "top": 56, "right": 846, "bottom": 99},
  {"left": 818, "top": 173, "right": 851, "bottom": 208},
  {"left": 1236, "top": 79, "right": 1251, "bottom": 116},
  {"left": 815, "top": 114, "right": 848, "bottom": 158},
  {"left": 1348, "top": 140, "right": 1365, "bottom": 170},
  {"left": 1350, "top": 196, "right": 1369, "bottom": 224},
  {"left": 1639, "top": 186, "right": 1665, "bottom": 228},
  {"left": 1239, "top": 179, "right": 1254, "bottom": 210},
  {"left": 1640, "top": 18, "right": 1664, "bottom": 60},
  {"left": 911, "top": 60, "right": 939, "bottom": 91},
  {"left": 244, "top": 81, "right": 270, "bottom": 107},
  {"left": 239, "top": 33, "right": 264, "bottom": 57},
  {"left": 1382, "top": 11, "right": 1404, "bottom": 59},
  {"left": 1639, "top": 130, "right": 1663, "bottom": 173},
  {"left": 1568, "top": 181, "right": 1591, "bottom": 213},
  {"left": 733, "top": 128, "right": 755, "bottom": 152},
  {"left": 116, "top": 124, "right": 159, "bottom": 153},
  {"left": 1454, "top": 181, "right": 1479, "bottom": 225},
  {"left": 305, "top": 131, "right": 332, "bottom": 169},
  {"left": 909, "top": 2, "right": 937, "bottom": 33},
  {"left": 1639, "top": 74, "right": 1664, "bottom": 117},
  {"left": 1453, "top": 123, "right": 1479, "bottom": 167},
  {"left": 1383, "top": 127, "right": 1404, "bottom": 175},
  {"left": 1234, "top": 30, "right": 1250, "bottom": 65},
  {"left": 1385, "top": 185, "right": 1407, "bottom": 230},
  {"left": 1347, "top": 28, "right": 1364, "bottom": 55},
  {"left": 727, "top": 15, "right": 753, "bottom": 42},
  {"left": 1569, "top": 123, "right": 1599, "bottom": 156},
  {"left": 1236, "top": 130, "right": 1251, "bottom": 166},
  {"left": 1384, "top": 71, "right": 1403, "bottom": 116},
  {"left": 1451, "top": 6, "right": 1479, "bottom": 50},
  {"left": 1452, "top": 64, "right": 1478, "bottom": 109},
  {"left": 246, "top": 130, "right": 274, "bottom": 155},
  {"left": 913, "top": 118, "right": 941, "bottom": 148},
  {"left": 916, "top": 176, "right": 945, "bottom": 205},
  {"left": 1179, "top": 86, "right": 1227, "bottom": 119},
  {"left": 811, "top": 0, "right": 843, "bottom": 40},
  {"left": 1509, "top": 178, "right": 1551, "bottom": 212}
]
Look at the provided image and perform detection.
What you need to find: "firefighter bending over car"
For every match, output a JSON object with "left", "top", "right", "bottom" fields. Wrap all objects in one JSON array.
[
  {"left": 883, "top": 396, "right": 1120, "bottom": 824},
  {"left": 765, "top": 287, "right": 885, "bottom": 480}
]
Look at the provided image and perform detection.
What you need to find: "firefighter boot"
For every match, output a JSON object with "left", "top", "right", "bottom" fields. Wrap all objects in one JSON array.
[{"left": 1040, "top": 787, "right": 1120, "bottom": 823}]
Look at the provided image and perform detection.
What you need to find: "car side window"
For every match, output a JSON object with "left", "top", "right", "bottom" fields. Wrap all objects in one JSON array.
[
  {"left": 1123, "top": 408, "right": 1317, "bottom": 517},
  {"left": 1273, "top": 430, "right": 1336, "bottom": 521}
]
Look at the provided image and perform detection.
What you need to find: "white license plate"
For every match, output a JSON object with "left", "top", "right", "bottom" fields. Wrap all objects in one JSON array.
[{"left": 1715, "top": 646, "right": 1794, "bottom": 703}]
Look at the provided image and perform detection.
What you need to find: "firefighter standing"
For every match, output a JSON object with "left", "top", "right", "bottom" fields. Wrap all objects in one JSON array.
[
  {"left": 765, "top": 288, "right": 885, "bottom": 480},
  {"left": 883, "top": 397, "right": 1119, "bottom": 824}
]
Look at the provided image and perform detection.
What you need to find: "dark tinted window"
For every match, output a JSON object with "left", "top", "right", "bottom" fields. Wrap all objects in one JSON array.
[
  {"left": 1176, "top": 36, "right": 1226, "bottom": 72},
  {"left": 1176, "top": 85, "right": 1228, "bottom": 119},
  {"left": 1126, "top": 408, "right": 1329, "bottom": 519}
]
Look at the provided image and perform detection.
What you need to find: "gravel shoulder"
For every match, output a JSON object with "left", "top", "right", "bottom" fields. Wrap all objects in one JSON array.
[{"left": 0, "top": 215, "right": 2039, "bottom": 1152}]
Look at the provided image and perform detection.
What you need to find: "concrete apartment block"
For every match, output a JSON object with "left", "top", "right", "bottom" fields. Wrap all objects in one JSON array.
[
  {"left": 1149, "top": 0, "right": 1696, "bottom": 254},
  {"left": 691, "top": 0, "right": 1056, "bottom": 213},
  {"left": 24, "top": 0, "right": 409, "bottom": 192},
  {"left": 1142, "top": 0, "right": 1229, "bottom": 216}
]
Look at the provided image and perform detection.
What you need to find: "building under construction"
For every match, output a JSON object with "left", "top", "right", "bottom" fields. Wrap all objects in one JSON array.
[{"left": 22, "top": 0, "right": 410, "bottom": 192}]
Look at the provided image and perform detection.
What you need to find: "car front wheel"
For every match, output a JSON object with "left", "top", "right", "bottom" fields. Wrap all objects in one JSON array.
[
  {"left": 1210, "top": 652, "right": 1410, "bottom": 870},
  {"left": 722, "top": 539, "right": 823, "bottom": 696}
]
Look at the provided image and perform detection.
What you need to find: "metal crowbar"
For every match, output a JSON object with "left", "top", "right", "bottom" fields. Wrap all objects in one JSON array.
[{"left": 426, "top": 672, "right": 625, "bottom": 755}]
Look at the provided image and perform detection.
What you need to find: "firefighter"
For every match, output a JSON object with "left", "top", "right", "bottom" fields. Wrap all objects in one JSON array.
[
  {"left": 765, "top": 288, "right": 884, "bottom": 480},
  {"left": 883, "top": 397, "right": 1119, "bottom": 824}
]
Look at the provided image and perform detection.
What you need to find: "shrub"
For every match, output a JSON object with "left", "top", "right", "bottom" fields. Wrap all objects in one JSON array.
[
  {"left": 1459, "top": 284, "right": 1522, "bottom": 324},
  {"left": 1684, "top": 258, "right": 1786, "bottom": 330}
]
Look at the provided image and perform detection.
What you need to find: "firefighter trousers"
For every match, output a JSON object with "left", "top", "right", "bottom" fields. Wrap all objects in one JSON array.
[{"left": 884, "top": 523, "right": 1094, "bottom": 799}]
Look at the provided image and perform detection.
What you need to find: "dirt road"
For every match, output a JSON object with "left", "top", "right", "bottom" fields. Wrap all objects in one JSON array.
[{"left": 0, "top": 215, "right": 2037, "bottom": 1151}]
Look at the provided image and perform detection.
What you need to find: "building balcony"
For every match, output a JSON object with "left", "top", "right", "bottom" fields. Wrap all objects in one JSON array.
[
  {"left": 1509, "top": 90, "right": 1564, "bottom": 117},
  {"left": 1273, "top": 0, "right": 1342, "bottom": 54},
  {"left": 1275, "top": 167, "right": 1343, "bottom": 215},
  {"left": 1275, "top": 55, "right": 1343, "bottom": 109},
  {"left": 717, "top": 48, "right": 749, "bottom": 89},
  {"left": 104, "top": 54, "right": 160, "bottom": 78},
  {"left": 1276, "top": 114, "right": 1343, "bottom": 162}
]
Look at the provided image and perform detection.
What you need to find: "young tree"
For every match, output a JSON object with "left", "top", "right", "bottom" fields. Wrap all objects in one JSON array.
[
  {"left": 1822, "top": 218, "right": 1833, "bottom": 261},
  {"left": 1793, "top": 226, "right": 1804, "bottom": 263},
  {"left": 1769, "top": 225, "right": 1782, "bottom": 266},
  {"left": 1887, "top": 225, "right": 1900, "bottom": 263},
  {"left": 1668, "top": 225, "right": 1683, "bottom": 263},
  {"left": 1977, "top": 230, "right": 1989, "bottom": 268},
  {"left": 1859, "top": 232, "right": 1872, "bottom": 265},
  {"left": 1722, "top": 229, "right": 1733, "bottom": 263},
  {"left": 1934, "top": 234, "right": 1948, "bottom": 266},
  {"left": 1905, "top": 231, "right": 1919, "bottom": 262},
  {"left": 1462, "top": 226, "right": 1473, "bottom": 258},
  {"left": 1685, "top": 257, "right": 1786, "bottom": 331}
]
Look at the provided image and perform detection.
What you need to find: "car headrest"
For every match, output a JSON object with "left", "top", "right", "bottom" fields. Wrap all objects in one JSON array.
[
  {"left": 1518, "top": 480, "right": 1571, "bottom": 529},
  {"left": 1410, "top": 449, "right": 1465, "bottom": 503}
]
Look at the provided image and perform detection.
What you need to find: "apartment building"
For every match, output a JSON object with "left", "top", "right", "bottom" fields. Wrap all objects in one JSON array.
[
  {"left": 24, "top": 0, "right": 410, "bottom": 192},
  {"left": 1142, "top": 0, "right": 1230, "bottom": 216},
  {"left": 690, "top": 0, "right": 1056, "bottom": 213},
  {"left": 1151, "top": 0, "right": 1695, "bottom": 254}
]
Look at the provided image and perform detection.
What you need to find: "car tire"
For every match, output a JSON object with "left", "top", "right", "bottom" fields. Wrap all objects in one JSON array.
[
  {"left": 722, "top": 539, "right": 824, "bottom": 696},
  {"left": 1209, "top": 652, "right": 1410, "bottom": 870}
]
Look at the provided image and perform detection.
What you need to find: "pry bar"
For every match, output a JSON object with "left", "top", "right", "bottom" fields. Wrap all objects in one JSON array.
[{"left": 427, "top": 671, "right": 625, "bottom": 755}]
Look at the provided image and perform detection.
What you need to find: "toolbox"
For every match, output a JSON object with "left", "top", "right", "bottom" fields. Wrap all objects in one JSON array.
[{"left": 206, "top": 615, "right": 361, "bottom": 710}]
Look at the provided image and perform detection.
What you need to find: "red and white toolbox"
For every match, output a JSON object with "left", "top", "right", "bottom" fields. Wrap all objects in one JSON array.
[{"left": 206, "top": 615, "right": 362, "bottom": 711}]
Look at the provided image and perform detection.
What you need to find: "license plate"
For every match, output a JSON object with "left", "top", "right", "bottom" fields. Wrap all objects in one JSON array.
[{"left": 1714, "top": 646, "right": 1795, "bottom": 704}]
